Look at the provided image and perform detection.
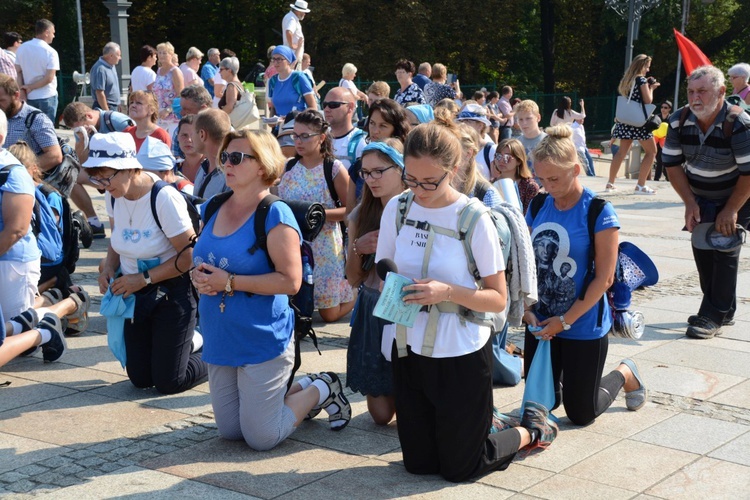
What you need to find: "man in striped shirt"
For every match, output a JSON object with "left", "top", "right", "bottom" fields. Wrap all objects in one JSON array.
[{"left": 663, "top": 65, "right": 750, "bottom": 339}]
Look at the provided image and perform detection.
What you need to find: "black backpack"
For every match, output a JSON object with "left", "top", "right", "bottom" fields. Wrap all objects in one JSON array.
[
  {"left": 202, "top": 192, "right": 322, "bottom": 390},
  {"left": 111, "top": 180, "right": 203, "bottom": 236},
  {"left": 38, "top": 183, "right": 80, "bottom": 274}
]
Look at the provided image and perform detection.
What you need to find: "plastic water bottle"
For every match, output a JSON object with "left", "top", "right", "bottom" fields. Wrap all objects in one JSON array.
[{"left": 302, "top": 256, "right": 313, "bottom": 285}]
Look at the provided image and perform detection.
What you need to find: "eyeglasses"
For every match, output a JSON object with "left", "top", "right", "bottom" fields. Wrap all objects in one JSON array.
[
  {"left": 402, "top": 171, "right": 449, "bottom": 191},
  {"left": 270, "top": 56, "right": 286, "bottom": 63},
  {"left": 661, "top": 105, "right": 671, "bottom": 109},
  {"left": 290, "top": 132, "right": 321, "bottom": 142},
  {"left": 89, "top": 170, "right": 120, "bottom": 188},
  {"left": 220, "top": 151, "right": 256, "bottom": 166},
  {"left": 494, "top": 153, "right": 514, "bottom": 163},
  {"left": 359, "top": 165, "right": 396, "bottom": 180},
  {"left": 321, "top": 101, "right": 347, "bottom": 110}
]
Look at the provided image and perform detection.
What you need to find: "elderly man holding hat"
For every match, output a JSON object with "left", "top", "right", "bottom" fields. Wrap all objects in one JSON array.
[
  {"left": 267, "top": 45, "right": 317, "bottom": 118},
  {"left": 283, "top": 1, "right": 310, "bottom": 69},
  {"left": 86, "top": 132, "right": 207, "bottom": 394}
]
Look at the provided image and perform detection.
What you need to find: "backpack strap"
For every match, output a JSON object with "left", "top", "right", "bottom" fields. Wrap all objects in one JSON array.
[
  {"left": 148, "top": 180, "right": 172, "bottom": 232},
  {"left": 529, "top": 192, "right": 550, "bottom": 221},
  {"left": 581, "top": 197, "right": 608, "bottom": 326},
  {"left": 285, "top": 157, "right": 299, "bottom": 173},
  {"left": 103, "top": 110, "right": 114, "bottom": 132},
  {"left": 677, "top": 106, "right": 691, "bottom": 136},
  {"left": 323, "top": 157, "right": 340, "bottom": 207},
  {"left": 456, "top": 198, "right": 490, "bottom": 284},
  {"left": 250, "top": 194, "right": 282, "bottom": 270},
  {"left": 201, "top": 190, "right": 233, "bottom": 228},
  {"left": 346, "top": 129, "right": 366, "bottom": 165},
  {"left": 482, "top": 143, "right": 493, "bottom": 170},
  {"left": 24, "top": 110, "right": 42, "bottom": 130},
  {"left": 723, "top": 104, "right": 745, "bottom": 140},
  {"left": 0, "top": 164, "right": 14, "bottom": 187},
  {"left": 473, "top": 178, "right": 491, "bottom": 203}
]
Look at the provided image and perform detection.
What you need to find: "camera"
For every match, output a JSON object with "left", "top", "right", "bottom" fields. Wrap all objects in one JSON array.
[{"left": 647, "top": 77, "right": 657, "bottom": 85}]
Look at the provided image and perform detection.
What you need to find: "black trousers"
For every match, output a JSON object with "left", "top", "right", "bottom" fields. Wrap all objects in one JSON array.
[
  {"left": 124, "top": 274, "right": 208, "bottom": 394},
  {"left": 524, "top": 330, "right": 625, "bottom": 426},
  {"left": 391, "top": 338, "right": 521, "bottom": 483},
  {"left": 693, "top": 198, "right": 750, "bottom": 324}
]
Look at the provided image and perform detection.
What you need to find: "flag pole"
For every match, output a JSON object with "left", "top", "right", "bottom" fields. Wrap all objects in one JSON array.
[{"left": 674, "top": 0, "right": 689, "bottom": 107}]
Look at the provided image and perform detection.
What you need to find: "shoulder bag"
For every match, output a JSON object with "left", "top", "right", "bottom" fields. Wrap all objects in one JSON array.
[
  {"left": 228, "top": 82, "right": 260, "bottom": 129},
  {"left": 615, "top": 80, "right": 656, "bottom": 128}
]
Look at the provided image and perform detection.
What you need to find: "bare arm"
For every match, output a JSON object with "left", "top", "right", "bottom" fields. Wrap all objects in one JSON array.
[
  {"left": 171, "top": 67, "right": 184, "bottom": 96},
  {"left": 404, "top": 270, "right": 507, "bottom": 314},
  {"left": 345, "top": 218, "right": 379, "bottom": 287},
  {"left": 326, "top": 166, "right": 350, "bottom": 222},
  {"left": 716, "top": 175, "right": 750, "bottom": 236},
  {"left": 21, "top": 69, "right": 56, "bottom": 92},
  {"left": 667, "top": 165, "right": 701, "bottom": 231},
  {"left": 221, "top": 82, "right": 238, "bottom": 112},
  {"left": 37, "top": 144, "right": 63, "bottom": 172},
  {"left": 0, "top": 192, "right": 34, "bottom": 257},
  {"left": 304, "top": 93, "right": 318, "bottom": 110},
  {"left": 95, "top": 89, "right": 109, "bottom": 110}
]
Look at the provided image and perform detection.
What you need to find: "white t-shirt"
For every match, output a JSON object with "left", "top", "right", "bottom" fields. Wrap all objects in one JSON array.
[
  {"left": 376, "top": 194, "right": 504, "bottom": 359},
  {"left": 15, "top": 38, "right": 60, "bottom": 99},
  {"left": 474, "top": 142, "right": 496, "bottom": 181},
  {"left": 332, "top": 127, "right": 365, "bottom": 169},
  {"left": 130, "top": 65, "right": 156, "bottom": 92},
  {"left": 105, "top": 173, "right": 192, "bottom": 275},
  {"left": 212, "top": 71, "right": 226, "bottom": 108},
  {"left": 282, "top": 11, "right": 304, "bottom": 62}
]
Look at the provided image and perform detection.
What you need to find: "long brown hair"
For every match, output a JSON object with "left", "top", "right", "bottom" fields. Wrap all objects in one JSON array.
[
  {"left": 293, "top": 109, "right": 335, "bottom": 161},
  {"left": 353, "top": 138, "right": 405, "bottom": 240},
  {"left": 618, "top": 54, "right": 651, "bottom": 97}
]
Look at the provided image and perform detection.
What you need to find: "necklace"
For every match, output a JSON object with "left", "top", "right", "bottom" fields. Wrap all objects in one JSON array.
[{"left": 123, "top": 182, "right": 146, "bottom": 226}]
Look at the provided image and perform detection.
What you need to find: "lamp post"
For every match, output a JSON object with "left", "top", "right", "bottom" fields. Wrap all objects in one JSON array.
[
  {"left": 103, "top": 0, "right": 132, "bottom": 108},
  {"left": 605, "top": 0, "right": 661, "bottom": 71}
]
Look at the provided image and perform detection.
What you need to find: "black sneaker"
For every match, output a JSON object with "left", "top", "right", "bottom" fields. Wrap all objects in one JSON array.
[
  {"left": 91, "top": 223, "right": 106, "bottom": 240},
  {"left": 73, "top": 210, "right": 93, "bottom": 248},
  {"left": 39, "top": 313, "right": 67, "bottom": 363},
  {"left": 687, "top": 314, "right": 734, "bottom": 327},
  {"left": 12, "top": 308, "right": 39, "bottom": 333},
  {"left": 686, "top": 316, "right": 722, "bottom": 339}
]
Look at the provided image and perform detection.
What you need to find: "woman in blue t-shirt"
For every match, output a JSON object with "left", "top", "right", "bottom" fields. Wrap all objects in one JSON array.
[
  {"left": 524, "top": 125, "right": 647, "bottom": 426},
  {"left": 191, "top": 129, "right": 351, "bottom": 450},
  {"left": 266, "top": 46, "right": 317, "bottom": 118}
]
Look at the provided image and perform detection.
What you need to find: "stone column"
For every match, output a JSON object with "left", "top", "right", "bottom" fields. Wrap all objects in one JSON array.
[{"left": 103, "top": 0, "right": 132, "bottom": 110}]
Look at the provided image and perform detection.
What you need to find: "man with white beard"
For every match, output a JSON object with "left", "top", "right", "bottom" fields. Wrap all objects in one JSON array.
[{"left": 662, "top": 65, "right": 750, "bottom": 339}]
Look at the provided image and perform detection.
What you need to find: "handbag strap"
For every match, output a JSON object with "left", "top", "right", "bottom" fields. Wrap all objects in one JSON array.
[{"left": 626, "top": 79, "right": 637, "bottom": 103}]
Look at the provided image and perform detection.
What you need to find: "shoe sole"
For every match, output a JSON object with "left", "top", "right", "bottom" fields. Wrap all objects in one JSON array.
[
  {"left": 686, "top": 329, "right": 718, "bottom": 339},
  {"left": 687, "top": 315, "right": 734, "bottom": 327},
  {"left": 65, "top": 291, "right": 90, "bottom": 335}
]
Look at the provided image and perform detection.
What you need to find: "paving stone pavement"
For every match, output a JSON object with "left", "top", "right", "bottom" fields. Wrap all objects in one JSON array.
[{"left": 1, "top": 173, "right": 749, "bottom": 499}]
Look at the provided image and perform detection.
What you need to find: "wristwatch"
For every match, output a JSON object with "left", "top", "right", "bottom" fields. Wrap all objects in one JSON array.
[
  {"left": 559, "top": 315, "right": 571, "bottom": 331},
  {"left": 143, "top": 270, "right": 152, "bottom": 285},
  {"left": 225, "top": 273, "right": 235, "bottom": 296}
]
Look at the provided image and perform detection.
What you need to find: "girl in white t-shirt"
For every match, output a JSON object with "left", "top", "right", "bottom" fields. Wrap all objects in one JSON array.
[{"left": 375, "top": 123, "right": 557, "bottom": 482}]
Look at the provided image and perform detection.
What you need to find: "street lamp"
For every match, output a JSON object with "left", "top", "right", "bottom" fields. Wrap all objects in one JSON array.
[{"left": 605, "top": 0, "right": 661, "bottom": 71}]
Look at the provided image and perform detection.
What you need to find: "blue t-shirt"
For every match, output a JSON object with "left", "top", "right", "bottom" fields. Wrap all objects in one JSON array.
[
  {"left": 193, "top": 200, "right": 302, "bottom": 366},
  {"left": 201, "top": 62, "right": 218, "bottom": 97},
  {"left": 525, "top": 187, "right": 620, "bottom": 340},
  {"left": 90, "top": 57, "right": 120, "bottom": 109},
  {"left": 268, "top": 71, "right": 313, "bottom": 116},
  {"left": 0, "top": 157, "right": 41, "bottom": 263},
  {"left": 40, "top": 186, "right": 63, "bottom": 267}
]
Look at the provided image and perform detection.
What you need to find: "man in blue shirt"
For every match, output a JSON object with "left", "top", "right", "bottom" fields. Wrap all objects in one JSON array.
[
  {"left": 90, "top": 42, "right": 121, "bottom": 111},
  {"left": 201, "top": 48, "right": 220, "bottom": 98},
  {"left": 413, "top": 62, "right": 432, "bottom": 90}
]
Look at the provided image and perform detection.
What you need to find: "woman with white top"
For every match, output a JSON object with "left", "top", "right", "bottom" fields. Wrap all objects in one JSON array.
[
  {"left": 549, "top": 96, "right": 585, "bottom": 127},
  {"left": 130, "top": 45, "right": 157, "bottom": 93}
]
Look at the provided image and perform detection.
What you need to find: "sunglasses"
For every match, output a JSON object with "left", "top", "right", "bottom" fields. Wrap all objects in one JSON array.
[
  {"left": 494, "top": 153, "right": 514, "bottom": 163},
  {"left": 89, "top": 170, "right": 120, "bottom": 188},
  {"left": 290, "top": 132, "right": 321, "bottom": 142},
  {"left": 270, "top": 56, "right": 286, "bottom": 63},
  {"left": 661, "top": 105, "right": 671, "bottom": 109},
  {"left": 321, "top": 101, "right": 348, "bottom": 110},
  {"left": 359, "top": 165, "right": 396, "bottom": 180},
  {"left": 220, "top": 151, "right": 256, "bottom": 166},
  {"left": 402, "top": 171, "right": 449, "bottom": 191}
]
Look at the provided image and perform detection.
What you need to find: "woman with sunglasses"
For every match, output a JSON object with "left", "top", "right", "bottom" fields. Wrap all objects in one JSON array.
[
  {"left": 267, "top": 46, "right": 317, "bottom": 118},
  {"left": 375, "top": 123, "right": 556, "bottom": 482},
  {"left": 277, "top": 109, "right": 355, "bottom": 322},
  {"left": 653, "top": 101, "right": 672, "bottom": 182},
  {"left": 88, "top": 132, "right": 207, "bottom": 395},
  {"left": 124, "top": 90, "right": 172, "bottom": 152},
  {"left": 345, "top": 139, "right": 405, "bottom": 425},
  {"left": 191, "top": 128, "right": 351, "bottom": 449},
  {"left": 346, "top": 98, "right": 410, "bottom": 214},
  {"left": 491, "top": 138, "right": 540, "bottom": 214}
]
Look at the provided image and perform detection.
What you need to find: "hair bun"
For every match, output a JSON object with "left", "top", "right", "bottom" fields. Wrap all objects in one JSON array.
[{"left": 545, "top": 124, "right": 573, "bottom": 140}]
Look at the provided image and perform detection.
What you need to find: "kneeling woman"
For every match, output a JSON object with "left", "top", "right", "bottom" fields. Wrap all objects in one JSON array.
[
  {"left": 191, "top": 129, "right": 350, "bottom": 450},
  {"left": 90, "top": 133, "right": 207, "bottom": 394},
  {"left": 375, "top": 124, "right": 556, "bottom": 482},
  {"left": 524, "top": 125, "right": 646, "bottom": 426}
]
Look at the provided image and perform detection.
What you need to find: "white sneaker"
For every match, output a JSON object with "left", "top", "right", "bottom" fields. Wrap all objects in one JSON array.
[{"left": 191, "top": 330, "right": 203, "bottom": 353}]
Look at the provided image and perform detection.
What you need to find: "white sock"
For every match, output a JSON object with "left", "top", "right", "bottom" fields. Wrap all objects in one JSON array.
[
  {"left": 9, "top": 320, "right": 23, "bottom": 335},
  {"left": 38, "top": 328, "right": 53, "bottom": 344},
  {"left": 297, "top": 376, "right": 314, "bottom": 390},
  {"left": 191, "top": 331, "right": 203, "bottom": 353},
  {"left": 88, "top": 216, "right": 102, "bottom": 227},
  {"left": 311, "top": 379, "right": 330, "bottom": 406}
]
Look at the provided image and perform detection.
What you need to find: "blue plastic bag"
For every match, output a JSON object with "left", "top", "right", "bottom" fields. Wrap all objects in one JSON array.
[
  {"left": 100, "top": 280, "right": 135, "bottom": 369},
  {"left": 521, "top": 338, "right": 555, "bottom": 412}
]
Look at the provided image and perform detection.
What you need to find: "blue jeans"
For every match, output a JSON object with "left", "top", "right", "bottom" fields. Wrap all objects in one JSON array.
[{"left": 27, "top": 95, "right": 58, "bottom": 125}]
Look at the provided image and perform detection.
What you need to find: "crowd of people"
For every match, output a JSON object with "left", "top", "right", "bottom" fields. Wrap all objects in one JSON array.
[{"left": 2, "top": 12, "right": 750, "bottom": 483}]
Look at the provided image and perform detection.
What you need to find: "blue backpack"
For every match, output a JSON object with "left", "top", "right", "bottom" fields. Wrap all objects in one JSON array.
[{"left": 0, "top": 165, "right": 62, "bottom": 263}]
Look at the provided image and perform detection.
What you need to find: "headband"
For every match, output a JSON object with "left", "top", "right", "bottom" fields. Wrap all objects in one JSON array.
[{"left": 362, "top": 142, "right": 404, "bottom": 169}]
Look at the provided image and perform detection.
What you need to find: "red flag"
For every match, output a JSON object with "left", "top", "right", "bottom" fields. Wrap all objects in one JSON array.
[{"left": 674, "top": 28, "right": 711, "bottom": 75}]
